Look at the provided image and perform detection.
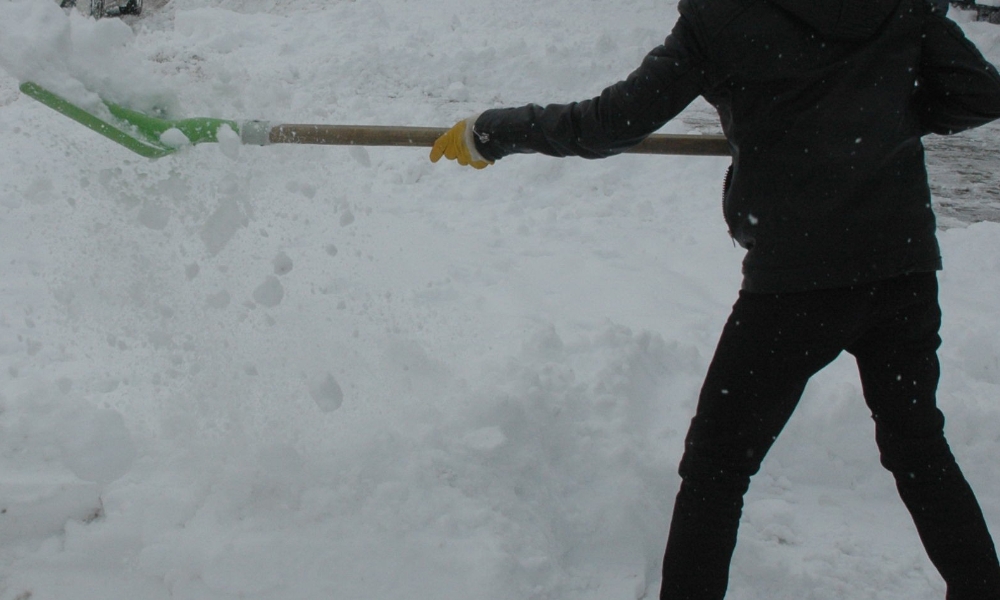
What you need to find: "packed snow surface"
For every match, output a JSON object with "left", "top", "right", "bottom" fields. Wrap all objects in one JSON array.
[{"left": 1, "top": 1, "right": 999, "bottom": 599}]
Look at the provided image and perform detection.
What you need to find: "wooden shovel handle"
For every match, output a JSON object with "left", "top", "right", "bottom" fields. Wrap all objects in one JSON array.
[{"left": 268, "top": 124, "right": 729, "bottom": 157}]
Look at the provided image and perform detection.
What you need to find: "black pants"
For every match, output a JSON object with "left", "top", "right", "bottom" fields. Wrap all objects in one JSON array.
[{"left": 660, "top": 273, "right": 1000, "bottom": 599}]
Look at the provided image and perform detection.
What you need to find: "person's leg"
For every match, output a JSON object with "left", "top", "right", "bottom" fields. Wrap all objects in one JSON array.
[
  {"left": 660, "top": 288, "right": 859, "bottom": 599},
  {"left": 848, "top": 273, "right": 1000, "bottom": 600}
]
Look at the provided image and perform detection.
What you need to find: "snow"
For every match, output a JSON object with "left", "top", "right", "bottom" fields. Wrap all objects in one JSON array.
[{"left": 0, "top": 1, "right": 998, "bottom": 599}]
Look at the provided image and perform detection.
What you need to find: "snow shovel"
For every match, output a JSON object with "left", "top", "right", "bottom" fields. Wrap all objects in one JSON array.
[{"left": 20, "top": 81, "right": 731, "bottom": 159}]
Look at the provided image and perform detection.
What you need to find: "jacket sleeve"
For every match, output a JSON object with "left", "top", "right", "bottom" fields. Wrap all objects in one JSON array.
[
  {"left": 472, "top": 8, "right": 709, "bottom": 161},
  {"left": 916, "top": 10, "right": 1000, "bottom": 135}
]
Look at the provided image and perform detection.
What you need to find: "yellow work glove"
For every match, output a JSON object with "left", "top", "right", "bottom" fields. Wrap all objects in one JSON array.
[{"left": 429, "top": 117, "right": 493, "bottom": 169}]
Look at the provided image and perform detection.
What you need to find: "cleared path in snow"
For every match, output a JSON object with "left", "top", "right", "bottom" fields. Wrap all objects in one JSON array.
[{"left": 925, "top": 120, "right": 1000, "bottom": 228}]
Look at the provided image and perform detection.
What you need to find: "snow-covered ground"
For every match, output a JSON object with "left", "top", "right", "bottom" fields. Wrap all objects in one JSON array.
[{"left": 0, "top": 1, "right": 999, "bottom": 598}]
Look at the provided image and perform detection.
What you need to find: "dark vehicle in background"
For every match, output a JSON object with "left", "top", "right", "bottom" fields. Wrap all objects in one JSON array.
[{"left": 59, "top": 0, "right": 142, "bottom": 19}]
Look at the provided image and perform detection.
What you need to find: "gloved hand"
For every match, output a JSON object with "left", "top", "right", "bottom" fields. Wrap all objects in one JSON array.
[{"left": 430, "top": 117, "right": 493, "bottom": 169}]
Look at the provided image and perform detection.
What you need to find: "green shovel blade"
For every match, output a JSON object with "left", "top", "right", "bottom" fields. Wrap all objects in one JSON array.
[{"left": 20, "top": 81, "right": 238, "bottom": 158}]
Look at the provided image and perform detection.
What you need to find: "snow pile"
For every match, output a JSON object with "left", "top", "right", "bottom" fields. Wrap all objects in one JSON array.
[
  {"left": 0, "top": 1, "right": 178, "bottom": 116},
  {"left": 0, "top": 1, "right": 999, "bottom": 599}
]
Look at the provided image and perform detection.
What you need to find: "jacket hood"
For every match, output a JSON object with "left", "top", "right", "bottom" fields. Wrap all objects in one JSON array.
[{"left": 767, "top": 0, "right": 903, "bottom": 40}]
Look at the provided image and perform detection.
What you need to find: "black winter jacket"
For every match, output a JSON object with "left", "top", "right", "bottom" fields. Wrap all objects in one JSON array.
[{"left": 472, "top": 0, "right": 1000, "bottom": 293}]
